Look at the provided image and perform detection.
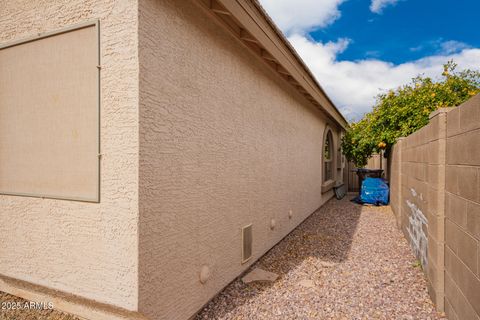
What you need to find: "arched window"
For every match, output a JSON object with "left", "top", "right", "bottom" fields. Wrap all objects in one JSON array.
[{"left": 323, "top": 130, "right": 334, "bottom": 182}]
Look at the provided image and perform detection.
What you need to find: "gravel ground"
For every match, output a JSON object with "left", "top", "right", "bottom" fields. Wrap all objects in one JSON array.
[
  {"left": 197, "top": 196, "right": 447, "bottom": 320},
  {"left": 0, "top": 291, "right": 80, "bottom": 320},
  {"left": 1, "top": 197, "right": 446, "bottom": 320}
]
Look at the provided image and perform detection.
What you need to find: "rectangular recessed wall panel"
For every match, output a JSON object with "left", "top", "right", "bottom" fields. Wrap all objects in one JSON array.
[{"left": 0, "top": 22, "right": 100, "bottom": 202}]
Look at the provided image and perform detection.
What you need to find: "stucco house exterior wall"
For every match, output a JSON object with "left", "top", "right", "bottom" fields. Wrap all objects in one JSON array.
[
  {"left": 0, "top": 0, "right": 347, "bottom": 319},
  {"left": 138, "top": 1, "right": 344, "bottom": 319},
  {"left": 0, "top": 0, "right": 140, "bottom": 313}
]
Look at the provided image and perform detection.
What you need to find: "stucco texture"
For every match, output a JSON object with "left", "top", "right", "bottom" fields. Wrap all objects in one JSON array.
[
  {"left": 138, "top": 0, "right": 341, "bottom": 319},
  {"left": 0, "top": 0, "right": 139, "bottom": 311}
]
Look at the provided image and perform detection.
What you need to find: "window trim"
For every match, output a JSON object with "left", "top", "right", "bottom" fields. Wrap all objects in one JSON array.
[{"left": 322, "top": 127, "right": 335, "bottom": 193}]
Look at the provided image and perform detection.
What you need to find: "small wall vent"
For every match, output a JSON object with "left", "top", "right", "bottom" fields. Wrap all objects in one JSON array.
[{"left": 242, "top": 224, "right": 253, "bottom": 264}]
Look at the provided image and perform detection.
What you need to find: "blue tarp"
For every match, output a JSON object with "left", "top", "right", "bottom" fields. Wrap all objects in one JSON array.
[{"left": 360, "top": 177, "right": 389, "bottom": 205}]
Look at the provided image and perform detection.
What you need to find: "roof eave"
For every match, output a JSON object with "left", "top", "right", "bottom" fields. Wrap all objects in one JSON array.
[{"left": 196, "top": 0, "right": 348, "bottom": 129}]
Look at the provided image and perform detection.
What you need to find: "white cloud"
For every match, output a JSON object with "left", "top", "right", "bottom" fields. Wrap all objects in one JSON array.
[
  {"left": 410, "top": 39, "right": 472, "bottom": 55},
  {"left": 259, "top": 0, "right": 345, "bottom": 35},
  {"left": 257, "top": 1, "right": 479, "bottom": 121},
  {"left": 370, "top": 0, "right": 400, "bottom": 13},
  {"left": 439, "top": 40, "right": 471, "bottom": 55},
  {"left": 288, "top": 34, "right": 480, "bottom": 121}
]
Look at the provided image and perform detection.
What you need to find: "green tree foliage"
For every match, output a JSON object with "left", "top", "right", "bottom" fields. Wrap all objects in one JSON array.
[{"left": 342, "top": 61, "right": 480, "bottom": 167}]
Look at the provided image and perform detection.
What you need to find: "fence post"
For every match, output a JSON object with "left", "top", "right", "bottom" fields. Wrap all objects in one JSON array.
[{"left": 390, "top": 137, "right": 404, "bottom": 229}]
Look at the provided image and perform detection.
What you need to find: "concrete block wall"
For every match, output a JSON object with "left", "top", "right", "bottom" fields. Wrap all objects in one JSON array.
[
  {"left": 390, "top": 94, "right": 480, "bottom": 319},
  {"left": 444, "top": 94, "right": 480, "bottom": 320},
  {"left": 391, "top": 109, "right": 447, "bottom": 310},
  {"left": 389, "top": 139, "right": 403, "bottom": 227}
]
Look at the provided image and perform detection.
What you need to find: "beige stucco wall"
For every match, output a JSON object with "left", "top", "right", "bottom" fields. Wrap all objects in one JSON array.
[
  {"left": 0, "top": 1, "right": 345, "bottom": 318},
  {"left": 0, "top": 0, "right": 139, "bottom": 311},
  {"left": 138, "top": 0, "right": 341, "bottom": 319},
  {"left": 390, "top": 95, "right": 480, "bottom": 319}
]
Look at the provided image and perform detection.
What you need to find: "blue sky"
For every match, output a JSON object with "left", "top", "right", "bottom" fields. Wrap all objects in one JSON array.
[{"left": 259, "top": 0, "right": 480, "bottom": 120}]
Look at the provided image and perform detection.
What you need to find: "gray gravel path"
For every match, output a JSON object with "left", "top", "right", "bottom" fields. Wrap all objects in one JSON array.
[{"left": 197, "top": 197, "right": 447, "bottom": 320}]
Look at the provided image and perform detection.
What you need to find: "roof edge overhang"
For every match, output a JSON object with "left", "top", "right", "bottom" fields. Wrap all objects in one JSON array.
[{"left": 195, "top": 0, "right": 348, "bottom": 129}]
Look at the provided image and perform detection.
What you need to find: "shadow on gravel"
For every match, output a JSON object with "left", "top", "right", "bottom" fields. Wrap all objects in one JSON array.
[
  {"left": 258, "top": 196, "right": 362, "bottom": 268},
  {"left": 196, "top": 196, "right": 362, "bottom": 318}
]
